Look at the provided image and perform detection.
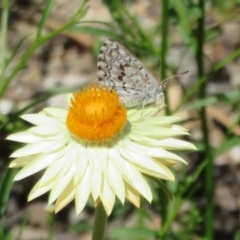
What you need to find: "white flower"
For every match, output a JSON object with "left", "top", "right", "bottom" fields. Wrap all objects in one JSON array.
[{"left": 7, "top": 85, "right": 196, "bottom": 215}]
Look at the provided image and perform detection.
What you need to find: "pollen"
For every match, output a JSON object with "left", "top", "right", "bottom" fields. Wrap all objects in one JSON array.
[{"left": 66, "top": 85, "right": 127, "bottom": 142}]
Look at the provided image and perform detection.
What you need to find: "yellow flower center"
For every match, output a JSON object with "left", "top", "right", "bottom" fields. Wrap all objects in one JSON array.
[{"left": 66, "top": 85, "right": 127, "bottom": 142}]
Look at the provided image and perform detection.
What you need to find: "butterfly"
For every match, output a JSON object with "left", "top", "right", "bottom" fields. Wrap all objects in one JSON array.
[{"left": 97, "top": 39, "right": 183, "bottom": 109}]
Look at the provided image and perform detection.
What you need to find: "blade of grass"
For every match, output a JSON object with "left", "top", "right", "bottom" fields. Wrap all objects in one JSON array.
[
  {"left": 69, "top": 26, "right": 122, "bottom": 40},
  {"left": 103, "top": 0, "right": 136, "bottom": 40},
  {"left": 213, "top": 46, "right": 240, "bottom": 71},
  {"left": 123, "top": 8, "right": 156, "bottom": 54},
  {"left": 5, "top": 34, "right": 33, "bottom": 67},
  {"left": 180, "top": 89, "right": 240, "bottom": 111},
  {"left": 36, "top": 0, "right": 55, "bottom": 39},
  {"left": 0, "top": 0, "right": 89, "bottom": 99},
  {"left": 171, "top": 0, "right": 194, "bottom": 47},
  {"left": 214, "top": 136, "right": 240, "bottom": 157}
]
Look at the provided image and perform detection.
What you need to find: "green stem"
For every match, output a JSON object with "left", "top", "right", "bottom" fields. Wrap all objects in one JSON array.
[
  {"left": 0, "top": 0, "right": 9, "bottom": 91},
  {"left": 158, "top": 187, "right": 169, "bottom": 239},
  {"left": 158, "top": 1, "right": 170, "bottom": 238},
  {"left": 159, "top": 197, "right": 182, "bottom": 237},
  {"left": 160, "top": 0, "right": 170, "bottom": 116},
  {"left": 0, "top": 168, "right": 18, "bottom": 218},
  {"left": 195, "top": 0, "right": 213, "bottom": 239},
  {"left": 92, "top": 203, "right": 107, "bottom": 240}
]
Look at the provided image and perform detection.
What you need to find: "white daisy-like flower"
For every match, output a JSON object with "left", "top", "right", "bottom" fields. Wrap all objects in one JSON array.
[{"left": 7, "top": 85, "right": 196, "bottom": 215}]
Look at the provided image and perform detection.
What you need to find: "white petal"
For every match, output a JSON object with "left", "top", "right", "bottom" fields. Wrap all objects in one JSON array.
[
  {"left": 121, "top": 138, "right": 186, "bottom": 163},
  {"left": 108, "top": 148, "right": 132, "bottom": 184},
  {"left": 172, "top": 125, "right": 188, "bottom": 131},
  {"left": 37, "top": 156, "right": 66, "bottom": 186},
  {"left": 97, "top": 147, "right": 108, "bottom": 173},
  {"left": 147, "top": 147, "right": 187, "bottom": 163},
  {"left": 43, "top": 108, "right": 67, "bottom": 119},
  {"left": 125, "top": 162, "right": 152, "bottom": 202},
  {"left": 132, "top": 126, "right": 189, "bottom": 138},
  {"left": 129, "top": 134, "right": 196, "bottom": 150},
  {"left": 119, "top": 146, "right": 173, "bottom": 179},
  {"left": 105, "top": 161, "right": 125, "bottom": 204},
  {"left": 138, "top": 116, "right": 181, "bottom": 126},
  {"left": 119, "top": 138, "right": 149, "bottom": 158},
  {"left": 43, "top": 139, "right": 69, "bottom": 154},
  {"left": 14, "top": 151, "right": 63, "bottom": 180},
  {"left": 74, "top": 147, "right": 88, "bottom": 185},
  {"left": 6, "top": 132, "right": 42, "bottom": 143},
  {"left": 28, "top": 180, "right": 54, "bottom": 201},
  {"left": 10, "top": 138, "right": 67, "bottom": 157},
  {"left": 157, "top": 138, "right": 197, "bottom": 150},
  {"left": 50, "top": 143, "right": 79, "bottom": 183},
  {"left": 40, "top": 131, "right": 69, "bottom": 141},
  {"left": 125, "top": 182, "right": 140, "bottom": 208},
  {"left": 89, "top": 148, "right": 102, "bottom": 201},
  {"left": 55, "top": 180, "right": 75, "bottom": 212},
  {"left": 75, "top": 168, "right": 91, "bottom": 214},
  {"left": 127, "top": 107, "right": 158, "bottom": 122},
  {"left": 21, "top": 114, "right": 63, "bottom": 126},
  {"left": 28, "top": 126, "right": 64, "bottom": 135},
  {"left": 10, "top": 142, "right": 52, "bottom": 158},
  {"left": 100, "top": 178, "right": 115, "bottom": 216},
  {"left": 136, "top": 107, "right": 159, "bottom": 120},
  {"left": 9, "top": 155, "right": 37, "bottom": 167},
  {"left": 137, "top": 161, "right": 175, "bottom": 181},
  {"left": 49, "top": 164, "right": 75, "bottom": 204},
  {"left": 127, "top": 109, "right": 141, "bottom": 121}
]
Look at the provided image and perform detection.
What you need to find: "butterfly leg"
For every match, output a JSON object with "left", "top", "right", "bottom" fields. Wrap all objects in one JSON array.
[
  {"left": 141, "top": 98, "right": 148, "bottom": 115},
  {"left": 156, "top": 92, "right": 165, "bottom": 110}
]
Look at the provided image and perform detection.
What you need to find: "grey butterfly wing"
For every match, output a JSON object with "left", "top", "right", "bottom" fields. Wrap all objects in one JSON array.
[{"left": 97, "top": 39, "right": 158, "bottom": 106}]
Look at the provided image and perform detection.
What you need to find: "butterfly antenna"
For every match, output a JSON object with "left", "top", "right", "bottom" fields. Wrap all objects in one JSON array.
[
  {"left": 159, "top": 57, "right": 162, "bottom": 79},
  {"left": 161, "top": 71, "right": 189, "bottom": 88}
]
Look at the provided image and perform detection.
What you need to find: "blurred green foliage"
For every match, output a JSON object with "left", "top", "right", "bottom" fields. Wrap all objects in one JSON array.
[{"left": 1, "top": 0, "right": 240, "bottom": 239}]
